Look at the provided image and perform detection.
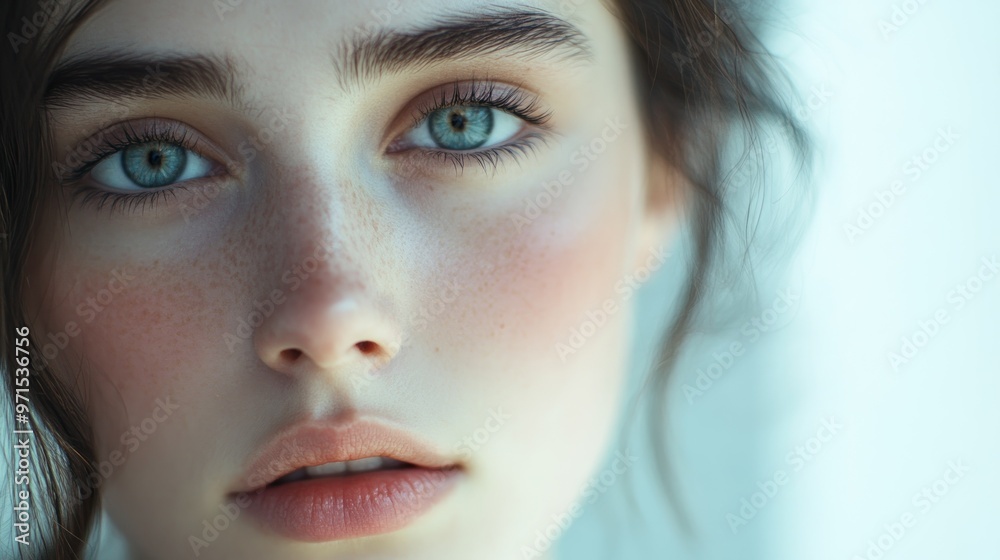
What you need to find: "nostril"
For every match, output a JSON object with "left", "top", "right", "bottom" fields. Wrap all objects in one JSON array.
[
  {"left": 280, "top": 349, "right": 303, "bottom": 363},
  {"left": 356, "top": 340, "right": 378, "bottom": 355}
]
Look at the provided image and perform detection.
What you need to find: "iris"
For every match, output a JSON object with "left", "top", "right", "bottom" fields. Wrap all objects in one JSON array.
[
  {"left": 121, "top": 141, "right": 187, "bottom": 188},
  {"left": 428, "top": 106, "right": 493, "bottom": 150}
]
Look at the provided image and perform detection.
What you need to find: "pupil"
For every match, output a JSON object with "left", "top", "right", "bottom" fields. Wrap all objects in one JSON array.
[
  {"left": 147, "top": 150, "right": 163, "bottom": 168},
  {"left": 450, "top": 111, "right": 466, "bottom": 131}
]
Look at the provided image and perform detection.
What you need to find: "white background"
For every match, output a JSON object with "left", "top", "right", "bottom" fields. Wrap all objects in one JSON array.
[
  {"left": 559, "top": 0, "right": 1000, "bottom": 558},
  {"left": 2, "top": 1, "right": 997, "bottom": 558}
]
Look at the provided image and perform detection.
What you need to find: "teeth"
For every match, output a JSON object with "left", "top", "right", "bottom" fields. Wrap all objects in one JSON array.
[
  {"left": 298, "top": 457, "right": 406, "bottom": 479},
  {"left": 306, "top": 461, "right": 347, "bottom": 477},
  {"left": 345, "top": 457, "right": 384, "bottom": 473}
]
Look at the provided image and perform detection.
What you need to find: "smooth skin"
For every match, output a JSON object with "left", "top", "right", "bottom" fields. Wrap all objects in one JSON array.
[{"left": 25, "top": 0, "right": 678, "bottom": 558}]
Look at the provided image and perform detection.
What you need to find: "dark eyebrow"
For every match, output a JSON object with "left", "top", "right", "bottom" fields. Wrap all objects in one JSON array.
[
  {"left": 44, "top": 53, "right": 244, "bottom": 110},
  {"left": 334, "top": 7, "right": 593, "bottom": 90},
  {"left": 43, "top": 8, "right": 592, "bottom": 109}
]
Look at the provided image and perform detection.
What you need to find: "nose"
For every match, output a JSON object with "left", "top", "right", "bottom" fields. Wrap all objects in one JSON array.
[{"left": 252, "top": 248, "right": 402, "bottom": 379}]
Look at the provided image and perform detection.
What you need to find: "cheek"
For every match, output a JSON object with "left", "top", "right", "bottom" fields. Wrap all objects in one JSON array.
[
  {"left": 25, "top": 247, "right": 238, "bottom": 454},
  {"left": 436, "top": 126, "right": 646, "bottom": 379},
  {"left": 422, "top": 129, "right": 647, "bottom": 547}
]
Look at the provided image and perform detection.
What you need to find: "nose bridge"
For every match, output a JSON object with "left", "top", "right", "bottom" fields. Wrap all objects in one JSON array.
[
  {"left": 269, "top": 164, "right": 376, "bottom": 285},
  {"left": 252, "top": 95, "right": 390, "bottom": 280},
  {"left": 247, "top": 160, "right": 403, "bottom": 379}
]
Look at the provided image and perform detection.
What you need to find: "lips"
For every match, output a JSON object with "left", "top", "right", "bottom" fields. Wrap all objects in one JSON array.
[
  {"left": 269, "top": 456, "right": 411, "bottom": 485},
  {"left": 233, "top": 420, "right": 462, "bottom": 542}
]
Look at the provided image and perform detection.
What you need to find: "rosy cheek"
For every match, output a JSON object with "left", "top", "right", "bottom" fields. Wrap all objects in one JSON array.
[
  {"left": 445, "top": 134, "right": 642, "bottom": 364},
  {"left": 27, "top": 253, "right": 239, "bottom": 454}
]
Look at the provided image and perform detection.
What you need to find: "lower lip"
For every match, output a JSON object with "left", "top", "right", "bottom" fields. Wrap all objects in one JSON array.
[{"left": 241, "top": 467, "right": 460, "bottom": 542}]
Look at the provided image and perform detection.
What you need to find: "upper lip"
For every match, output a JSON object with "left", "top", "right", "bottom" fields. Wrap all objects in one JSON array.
[{"left": 235, "top": 418, "right": 458, "bottom": 492}]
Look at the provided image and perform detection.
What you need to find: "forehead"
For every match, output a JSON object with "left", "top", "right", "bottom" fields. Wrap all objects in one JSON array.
[
  {"left": 46, "top": 0, "right": 620, "bottom": 123},
  {"left": 61, "top": 0, "right": 588, "bottom": 58}
]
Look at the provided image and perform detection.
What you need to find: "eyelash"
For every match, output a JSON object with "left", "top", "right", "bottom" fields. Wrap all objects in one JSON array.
[
  {"left": 62, "top": 121, "right": 205, "bottom": 214},
  {"left": 60, "top": 81, "right": 553, "bottom": 213},
  {"left": 404, "top": 80, "right": 553, "bottom": 174},
  {"left": 409, "top": 80, "right": 551, "bottom": 130}
]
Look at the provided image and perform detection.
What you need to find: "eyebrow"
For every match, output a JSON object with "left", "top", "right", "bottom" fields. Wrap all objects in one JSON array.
[
  {"left": 44, "top": 7, "right": 592, "bottom": 109},
  {"left": 44, "top": 53, "right": 244, "bottom": 110},
  {"left": 333, "top": 7, "right": 593, "bottom": 90}
]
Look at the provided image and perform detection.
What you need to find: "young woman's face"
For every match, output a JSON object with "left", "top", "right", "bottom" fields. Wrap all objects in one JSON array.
[{"left": 26, "top": 0, "right": 673, "bottom": 558}]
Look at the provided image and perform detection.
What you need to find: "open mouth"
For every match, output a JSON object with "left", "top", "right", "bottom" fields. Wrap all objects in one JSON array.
[
  {"left": 267, "top": 456, "right": 415, "bottom": 487},
  {"left": 236, "top": 421, "right": 462, "bottom": 542}
]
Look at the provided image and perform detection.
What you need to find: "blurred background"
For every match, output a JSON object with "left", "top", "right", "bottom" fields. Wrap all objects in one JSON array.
[
  {"left": 3, "top": 1, "right": 997, "bottom": 558},
  {"left": 557, "top": 0, "right": 999, "bottom": 558}
]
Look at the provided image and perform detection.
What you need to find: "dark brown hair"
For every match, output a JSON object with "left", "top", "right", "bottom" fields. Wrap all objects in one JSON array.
[
  {"left": 1, "top": 0, "right": 810, "bottom": 557},
  {"left": 606, "top": 0, "right": 811, "bottom": 536},
  {"left": 2, "top": 1, "right": 108, "bottom": 558}
]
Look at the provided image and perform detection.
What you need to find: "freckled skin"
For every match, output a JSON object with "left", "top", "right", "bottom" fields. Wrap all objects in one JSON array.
[{"left": 24, "top": 0, "right": 678, "bottom": 559}]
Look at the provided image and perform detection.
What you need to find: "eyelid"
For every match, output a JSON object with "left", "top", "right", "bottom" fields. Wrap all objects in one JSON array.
[
  {"left": 402, "top": 132, "right": 552, "bottom": 176},
  {"left": 59, "top": 118, "right": 234, "bottom": 185},
  {"left": 408, "top": 80, "right": 551, "bottom": 128},
  {"left": 54, "top": 118, "right": 239, "bottom": 216},
  {"left": 384, "top": 79, "right": 552, "bottom": 154}
]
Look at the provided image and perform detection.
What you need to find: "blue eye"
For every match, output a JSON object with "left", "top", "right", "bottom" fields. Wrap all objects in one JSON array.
[
  {"left": 90, "top": 140, "right": 215, "bottom": 190},
  {"left": 407, "top": 105, "right": 523, "bottom": 151},
  {"left": 429, "top": 106, "right": 492, "bottom": 149}
]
